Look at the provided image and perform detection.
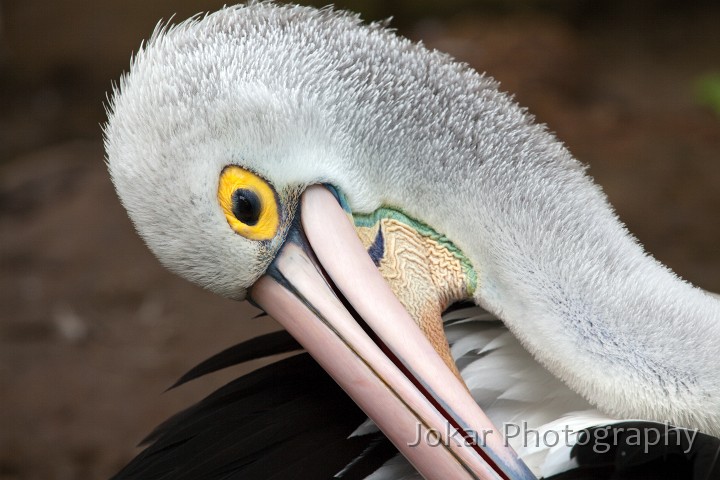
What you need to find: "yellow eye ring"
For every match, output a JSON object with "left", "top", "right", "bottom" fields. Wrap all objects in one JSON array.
[{"left": 218, "top": 166, "right": 279, "bottom": 241}]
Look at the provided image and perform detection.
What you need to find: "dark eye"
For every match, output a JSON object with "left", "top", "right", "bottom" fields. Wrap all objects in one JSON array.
[{"left": 231, "top": 189, "right": 261, "bottom": 226}]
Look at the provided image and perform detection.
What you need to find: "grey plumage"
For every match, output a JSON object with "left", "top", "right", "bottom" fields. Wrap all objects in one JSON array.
[{"left": 105, "top": 1, "right": 720, "bottom": 456}]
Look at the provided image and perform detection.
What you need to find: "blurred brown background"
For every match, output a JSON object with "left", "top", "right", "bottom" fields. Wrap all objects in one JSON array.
[{"left": 1, "top": 1, "right": 719, "bottom": 479}]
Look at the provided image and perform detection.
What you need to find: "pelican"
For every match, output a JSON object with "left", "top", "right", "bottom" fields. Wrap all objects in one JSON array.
[{"left": 104, "top": 3, "right": 720, "bottom": 479}]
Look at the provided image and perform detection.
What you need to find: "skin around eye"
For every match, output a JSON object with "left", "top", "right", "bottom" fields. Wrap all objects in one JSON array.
[{"left": 218, "top": 166, "right": 279, "bottom": 240}]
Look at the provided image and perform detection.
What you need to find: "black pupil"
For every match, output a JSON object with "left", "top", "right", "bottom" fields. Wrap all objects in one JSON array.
[{"left": 231, "top": 189, "right": 261, "bottom": 226}]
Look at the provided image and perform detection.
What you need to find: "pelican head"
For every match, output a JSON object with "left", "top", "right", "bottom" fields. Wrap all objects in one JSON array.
[{"left": 105, "top": 3, "right": 720, "bottom": 479}]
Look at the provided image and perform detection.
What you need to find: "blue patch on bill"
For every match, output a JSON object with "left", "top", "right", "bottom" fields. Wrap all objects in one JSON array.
[{"left": 368, "top": 227, "right": 384, "bottom": 266}]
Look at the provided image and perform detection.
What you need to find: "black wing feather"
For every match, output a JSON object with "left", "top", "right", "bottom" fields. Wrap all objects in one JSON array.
[
  {"left": 112, "top": 333, "right": 396, "bottom": 480},
  {"left": 545, "top": 421, "right": 720, "bottom": 480},
  {"left": 168, "top": 330, "right": 302, "bottom": 390}
]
